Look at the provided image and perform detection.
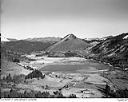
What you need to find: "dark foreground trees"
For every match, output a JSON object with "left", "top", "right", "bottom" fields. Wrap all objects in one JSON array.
[
  {"left": 5, "top": 74, "right": 13, "bottom": 82},
  {"left": 64, "top": 51, "right": 78, "bottom": 57},
  {"left": 2, "top": 74, "right": 25, "bottom": 84},
  {"left": 109, "top": 89, "right": 128, "bottom": 98},
  {"left": 101, "top": 84, "right": 128, "bottom": 98},
  {"left": 25, "top": 70, "right": 45, "bottom": 79},
  {"left": 1, "top": 89, "right": 77, "bottom": 98}
]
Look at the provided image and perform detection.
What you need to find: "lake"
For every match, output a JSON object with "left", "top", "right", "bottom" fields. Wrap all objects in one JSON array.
[{"left": 38, "top": 57, "right": 112, "bottom": 73}]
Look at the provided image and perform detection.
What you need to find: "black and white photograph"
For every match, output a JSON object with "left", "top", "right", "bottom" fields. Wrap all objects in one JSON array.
[{"left": 1, "top": 0, "right": 128, "bottom": 100}]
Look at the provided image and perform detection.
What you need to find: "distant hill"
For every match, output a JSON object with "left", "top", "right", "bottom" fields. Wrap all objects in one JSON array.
[
  {"left": 2, "top": 40, "right": 56, "bottom": 54},
  {"left": 90, "top": 33, "right": 128, "bottom": 70},
  {"left": 7, "top": 38, "right": 17, "bottom": 41},
  {"left": 47, "top": 34, "right": 90, "bottom": 52},
  {"left": 24, "top": 37, "right": 61, "bottom": 43}
]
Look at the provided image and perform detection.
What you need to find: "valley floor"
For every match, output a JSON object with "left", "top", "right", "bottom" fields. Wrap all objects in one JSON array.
[{"left": 1, "top": 55, "right": 128, "bottom": 98}]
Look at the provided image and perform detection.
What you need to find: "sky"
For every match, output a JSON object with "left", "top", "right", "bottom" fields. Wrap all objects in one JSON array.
[{"left": 1, "top": 0, "right": 128, "bottom": 39}]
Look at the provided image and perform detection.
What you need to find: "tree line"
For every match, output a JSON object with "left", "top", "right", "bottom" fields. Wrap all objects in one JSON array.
[{"left": 1, "top": 89, "right": 76, "bottom": 98}]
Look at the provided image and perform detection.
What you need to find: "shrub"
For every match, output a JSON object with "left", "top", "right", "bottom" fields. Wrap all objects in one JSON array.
[
  {"left": 53, "top": 91, "right": 64, "bottom": 98},
  {"left": 69, "top": 94, "right": 77, "bottom": 98},
  {"left": 13, "top": 58, "right": 20, "bottom": 63},
  {"left": 41, "top": 91, "right": 50, "bottom": 98}
]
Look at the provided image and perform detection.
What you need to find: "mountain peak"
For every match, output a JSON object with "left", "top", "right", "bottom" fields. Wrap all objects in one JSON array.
[{"left": 63, "top": 34, "right": 77, "bottom": 40}]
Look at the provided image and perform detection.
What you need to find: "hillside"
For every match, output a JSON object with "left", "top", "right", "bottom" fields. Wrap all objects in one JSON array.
[
  {"left": 90, "top": 33, "right": 128, "bottom": 70},
  {"left": 2, "top": 40, "right": 56, "bottom": 54},
  {"left": 47, "top": 34, "right": 90, "bottom": 52}
]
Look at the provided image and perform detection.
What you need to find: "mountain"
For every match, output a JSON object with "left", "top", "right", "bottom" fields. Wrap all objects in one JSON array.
[
  {"left": 90, "top": 33, "right": 128, "bottom": 70},
  {"left": 24, "top": 37, "right": 61, "bottom": 43},
  {"left": 1, "top": 34, "right": 17, "bottom": 42},
  {"left": 1, "top": 35, "right": 10, "bottom": 42},
  {"left": 47, "top": 34, "right": 90, "bottom": 52}
]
